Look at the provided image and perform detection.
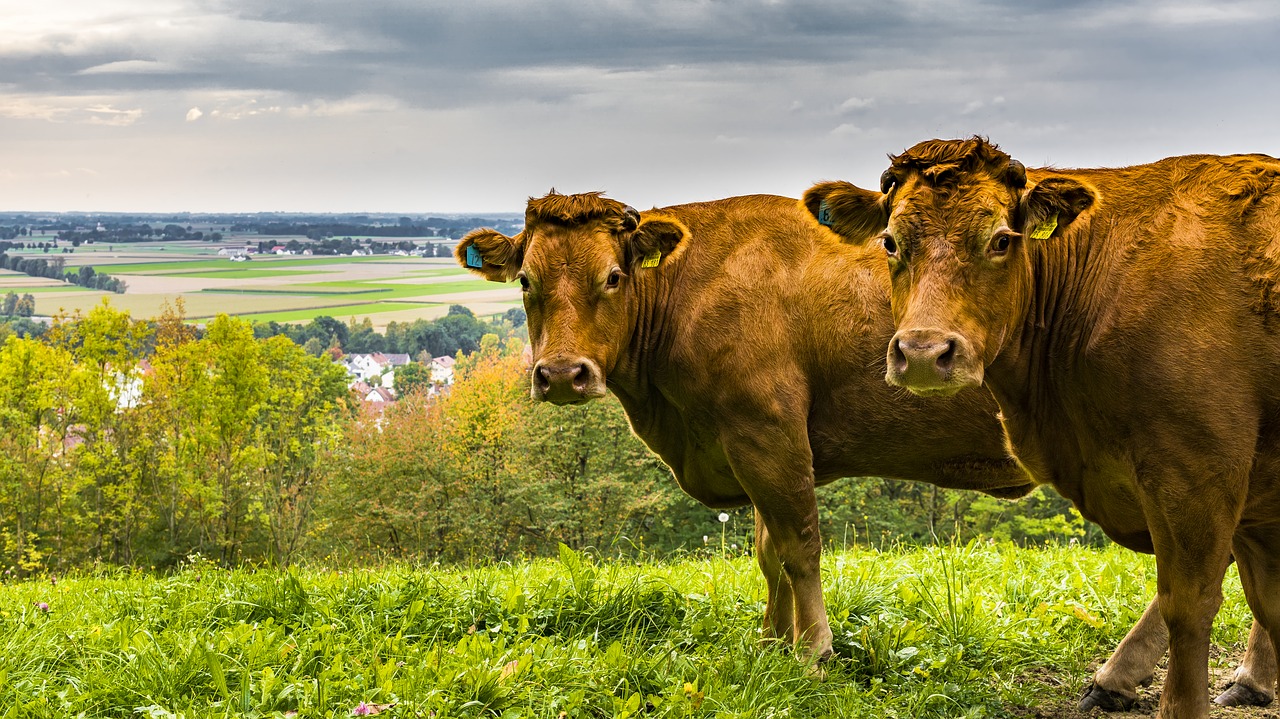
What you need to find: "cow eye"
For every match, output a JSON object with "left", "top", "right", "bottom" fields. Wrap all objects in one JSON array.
[
  {"left": 605, "top": 268, "right": 623, "bottom": 289},
  {"left": 988, "top": 231, "right": 1018, "bottom": 257},
  {"left": 880, "top": 233, "right": 899, "bottom": 258},
  {"left": 517, "top": 271, "right": 530, "bottom": 292}
]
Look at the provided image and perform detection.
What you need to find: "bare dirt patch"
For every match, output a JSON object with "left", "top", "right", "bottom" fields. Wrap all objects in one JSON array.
[{"left": 1012, "top": 644, "right": 1277, "bottom": 719}]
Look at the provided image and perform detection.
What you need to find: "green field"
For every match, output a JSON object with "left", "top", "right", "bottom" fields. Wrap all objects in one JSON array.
[
  {"left": 163, "top": 269, "right": 336, "bottom": 280},
  {"left": 0, "top": 543, "right": 1258, "bottom": 718},
  {"left": 27, "top": 252, "right": 516, "bottom": 328},
  {"left": 236, "top": 302, "right": 436, "bottom": 323},
  {"left": 85, "top": 256, "right": 393, "bottom": 274}
]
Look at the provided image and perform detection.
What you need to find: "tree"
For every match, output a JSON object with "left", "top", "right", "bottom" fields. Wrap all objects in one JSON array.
[
  {"left": 51, "top": 301, "right": 154, "bottom": 565},
  {"left": 15, "top": 294, "right": 35, "bottom": 317},
  {"left": 393, "top": 362, "right": 433, "bottom": 397},
  {"left": 504, "top": 307, "right": 527, "bottom": 328},
  {"left": 1, "top": 292, "right": 16, "bottom": 317},
  {"left": 253, "top": 336, "right": 350, "bottom": 565},
  {"left": 0, "top": 337, "right": 80, "bottom": 574}
]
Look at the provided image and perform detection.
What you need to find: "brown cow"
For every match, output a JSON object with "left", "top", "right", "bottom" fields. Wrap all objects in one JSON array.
[
  {"left": 454, "top": 190, "right": 1239, "bottom": 706},
  {"left": 804, "top": 138, "right": 1280, "bottom": 718}
]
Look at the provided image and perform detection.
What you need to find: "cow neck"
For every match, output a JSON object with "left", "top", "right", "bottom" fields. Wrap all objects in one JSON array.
[
  {"left": 985, "top": 215, "right": 1109, "bottom": 430},
  {"left": 606, "top": 258, "right": 683, "bottom": 403}
]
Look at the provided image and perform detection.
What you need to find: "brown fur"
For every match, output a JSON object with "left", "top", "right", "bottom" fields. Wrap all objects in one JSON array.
[
  {"left": 805, "top": 139, "right": 1280, "bottom": 718},
  {"left": 458, "top": 192, "right": 1207, "bottom": 700},
  {"left": 525, "top": 190, "right": 633, "bottom": 231}
]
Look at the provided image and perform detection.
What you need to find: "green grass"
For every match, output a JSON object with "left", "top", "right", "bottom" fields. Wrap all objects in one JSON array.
[
  {"left": 0, "top": 543, "right": 1255, "bottom": 718},
  {"left": 235, "top": 302, "right": 436, "bottom": 323}
]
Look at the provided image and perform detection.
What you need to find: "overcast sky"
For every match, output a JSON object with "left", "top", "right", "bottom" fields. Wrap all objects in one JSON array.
[{"left": 2, "top": 0, "right": 1277, "bottom": 213}]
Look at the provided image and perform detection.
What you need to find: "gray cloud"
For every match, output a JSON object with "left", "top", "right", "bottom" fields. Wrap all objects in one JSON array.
[{"left": 1, "top": 0, "right": 1278, "bottom": 211}]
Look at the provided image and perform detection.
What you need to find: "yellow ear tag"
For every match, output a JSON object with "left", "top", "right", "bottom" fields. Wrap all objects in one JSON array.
[
  {"left": 1029, "top": 214, "right": 1058, "bottom": 240},
  {"left": 640, "top": 250, "right": 662, "bottom": 268}
]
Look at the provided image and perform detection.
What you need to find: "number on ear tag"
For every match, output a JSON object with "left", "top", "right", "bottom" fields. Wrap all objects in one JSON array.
[
  {"left": 1029, "top": 214, "right": 1058, "bottom": 240},
  {"left": 466, "top": 245, "right": 484, "bottom": 268},
  {"left": 817, "top": 201, "right": 834, "bottom": 227},
  {"left": 640, "top": 250, "right": 661, "bottom": 268}
]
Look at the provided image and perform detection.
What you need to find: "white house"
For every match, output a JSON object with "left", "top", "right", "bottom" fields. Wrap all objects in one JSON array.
[
  {"left": 430, "top": 355, "right": 455, "bottom": 385},
  {"left": 340, "top": 352, "right": 413, "bottom": 389}
]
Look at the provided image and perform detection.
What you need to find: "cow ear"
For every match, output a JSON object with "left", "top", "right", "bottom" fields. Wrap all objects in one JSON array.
[
  {"left": 1018, "top": 177, "right": 1097, "bottom": 241},
  {"left": 455, "top": 228, "right": 524, "bottom": 282},
  {"left": 802, "top": 181, "right": 888, "bottom": 245},
  {"left": 627, "top": 214, "right": 689, "bottom": 271}
]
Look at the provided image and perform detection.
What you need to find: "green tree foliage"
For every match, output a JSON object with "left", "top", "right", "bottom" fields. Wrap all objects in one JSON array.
[
  {"left": 0, "top": 301, "right": 1088, "bottom": 573},
  {"left": 392, "top": 362, "right": 433, "bottom": 397},
  {"left": 0, "top": 337, "right": 79, "bottom": 574},
  {"left": 0, "top": 302, "right": 351, "bottom": 572}
]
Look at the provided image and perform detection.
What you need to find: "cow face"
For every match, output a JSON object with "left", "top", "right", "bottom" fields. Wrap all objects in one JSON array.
[
  {"left": 456, "top": 192, "right": 687, "bottom": 404},
  {"left": 805, "top": 138, "right": 1095, "bottom": 396}
]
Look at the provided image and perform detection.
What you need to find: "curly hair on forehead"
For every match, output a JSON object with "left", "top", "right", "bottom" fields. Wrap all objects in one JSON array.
[
  {"left": 525, "top": 190, "right": 635, "bottom": 231},
  {"left": 887, "top": 136, "right": 1022, "bottom": 190}
]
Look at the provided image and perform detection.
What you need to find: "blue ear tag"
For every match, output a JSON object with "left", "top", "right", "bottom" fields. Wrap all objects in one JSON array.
[
  {"left": 466, "top": 245, "right": 484, "bottom": 268},
  {"left": 817, "top": 201, "right": 834, "bottom": 227}
]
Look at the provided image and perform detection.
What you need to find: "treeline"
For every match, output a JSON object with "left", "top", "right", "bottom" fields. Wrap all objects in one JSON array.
[
  {"left": 0, "top": 302, "right": 1095, "bottom": 575},
  {"left": 0, "top": 253, "right": 127, "bottom": 294},
  {"left": 251, "top": 305, "right": 527, "bottom": 359},
  {"left": 56, "top": 224, "right": 223, "bottom": 244},
  {"left": 258, "top": 216, "right": 522, "bottom": 241},
  {"left": 254, "top": 238, "right": 451, "bottom": 257}
]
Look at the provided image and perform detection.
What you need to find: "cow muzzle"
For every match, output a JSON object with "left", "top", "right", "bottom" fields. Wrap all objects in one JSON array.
[
  {"left": 532, "top": 357, "right": 606, "bottom": 404},
  {"left": 886, "top": 328, "right": 982, "bottom": 396}
]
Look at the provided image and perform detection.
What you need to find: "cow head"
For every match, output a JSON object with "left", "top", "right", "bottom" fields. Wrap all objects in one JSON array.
[
  {"left": 804, "top": 137, "right": 1096, "bottom": 396},
  {"left": 455, "top": 191, "right": 687, "bottom": 404}
]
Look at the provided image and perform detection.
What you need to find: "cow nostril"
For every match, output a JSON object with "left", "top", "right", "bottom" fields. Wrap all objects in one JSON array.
[
  {"left": 936, "top": 339, "right": 956, "bottom": 373},
  {"left": 571, "top": 363, "right": 590, "bottom": 390},
  {"left": 535, "top": 365, "right": 552, "bottom": 391},
  {"left": 890, "top": 337, "right": 908, "bottom": 374}
]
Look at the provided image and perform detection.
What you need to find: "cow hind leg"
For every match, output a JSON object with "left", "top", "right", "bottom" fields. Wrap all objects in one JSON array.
[
  {"left": 1215, "top": 620, "right": 1276, "bottom": 706},
  {"left": 755, "top": 507, "right": 796, "bottom": 646},
  {"left": 1081, "top": 595, "right": 1167, "bottom": 711},
  {"left": 1222, "top": 529, "right": 1280, "bottom": 707}
]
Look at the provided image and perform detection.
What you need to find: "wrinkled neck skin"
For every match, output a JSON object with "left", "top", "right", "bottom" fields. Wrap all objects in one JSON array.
[
  {"left": 602, "top": 255, "right": 685, "bottom": 410},
  {"left": 982, "top": 214, "right": 1123, "bottom": 510}
]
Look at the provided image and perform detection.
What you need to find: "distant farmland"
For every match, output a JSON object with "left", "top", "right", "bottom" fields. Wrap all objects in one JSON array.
[{"left": 0, "top": 239, "right": 519, "bottom": 328}]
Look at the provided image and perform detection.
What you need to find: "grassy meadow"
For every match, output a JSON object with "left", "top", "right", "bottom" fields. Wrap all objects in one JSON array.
[
  {"left": 0, "top": 543, "right": 1264, "bottom": 719},
  {"left": 0, "top": 239, "right": 520, "bottom": 327}
]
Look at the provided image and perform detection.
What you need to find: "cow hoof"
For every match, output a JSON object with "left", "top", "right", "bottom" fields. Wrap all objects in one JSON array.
[
  {"left": 804, "top": 647, "right": 835, "bottom": 681},
  {"left": 1214, "top": 681, "right": 1274, "bottom": 707},
  {"left": 1078, "top": 682, "right": 1137, "bottom": 712}
]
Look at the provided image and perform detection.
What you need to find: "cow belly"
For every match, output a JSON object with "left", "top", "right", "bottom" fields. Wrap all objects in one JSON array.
[
  {"left": 671, "top": 445, "right": 751, "bottom": 509},
  {"left": 1015, "top": 438, "right": 1154, "bottom": 552}
]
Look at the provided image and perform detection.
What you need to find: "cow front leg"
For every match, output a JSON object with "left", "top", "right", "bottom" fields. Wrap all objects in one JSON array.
[
  {"left": 1081, "top": 595, "right": 1167, "bottom": 711},
  {"left": 725, "top": 430, "right": 831, "bottom": 665},
  {"left": 1145, "top": 492, "right": 1238, "bottom": 719},
  {"left": 755, "top": 507, "right": 795, "bottom": 645}
]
